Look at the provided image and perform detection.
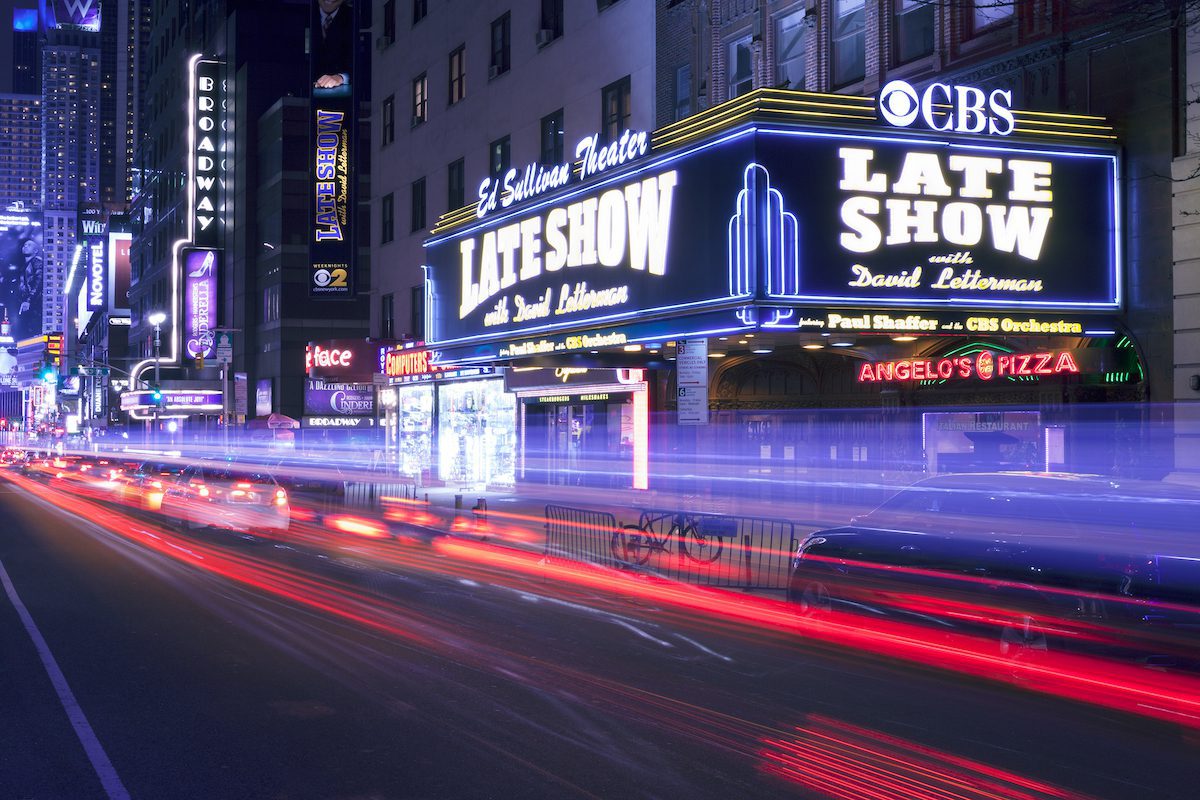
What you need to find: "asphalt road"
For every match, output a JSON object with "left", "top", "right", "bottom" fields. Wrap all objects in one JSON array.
[{"left": 0, "top": 475, "right": 1197, "bottom": 800}]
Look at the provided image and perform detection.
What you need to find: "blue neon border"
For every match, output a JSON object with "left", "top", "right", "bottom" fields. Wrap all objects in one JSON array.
[{"left": 425, "top": 122, "right": 1121, "bottom": 348}]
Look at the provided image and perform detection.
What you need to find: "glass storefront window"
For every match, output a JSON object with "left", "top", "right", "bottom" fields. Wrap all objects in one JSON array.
[
  {"left": 395, "top": 384, "right": 434, "bottom": 479},
  {"left": 438, "top": 380, "right": 515, "bottom": 487}
]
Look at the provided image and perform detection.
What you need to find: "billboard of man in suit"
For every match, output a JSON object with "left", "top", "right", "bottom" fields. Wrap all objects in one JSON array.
[{"left": 314, "top": 0, "right": 353, "bottom": 91}]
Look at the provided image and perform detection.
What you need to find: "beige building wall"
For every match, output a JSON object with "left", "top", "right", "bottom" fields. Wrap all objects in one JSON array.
[{"left": 1170, "top": 18, "right": 1200, "bottom": 481}]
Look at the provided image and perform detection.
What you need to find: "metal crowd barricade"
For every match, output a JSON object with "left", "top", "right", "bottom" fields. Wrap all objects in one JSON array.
[
  {"left": 631, "top": 509, "right": 799, "bottom": 590},
  {"left": 544, "top": 504, "right": 621, "bottom": 569},
  {"left": 344, "top": 479, "right": 420, "bottom": 510},
  {"left": 541, "top": 504, "right": 800, "bottom": 590}
]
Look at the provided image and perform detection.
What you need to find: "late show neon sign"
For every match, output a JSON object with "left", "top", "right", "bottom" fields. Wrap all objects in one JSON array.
[
  {"left": 858, "top": 350, "right": 1080, "bottom": 382},
  {"left": 458, "top": 169, "right": 678, "bottom": 320},
  {"left": 838, "top": 147, "right": 1054, "bottom": 264},
  {"left": 475, "top": 130, "right": 649, "bottom": 220}
]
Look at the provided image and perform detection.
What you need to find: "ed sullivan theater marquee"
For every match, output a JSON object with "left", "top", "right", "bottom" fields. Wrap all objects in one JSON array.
[{"left": 423, "top": 85, "right": 1124, "bottom": 388}]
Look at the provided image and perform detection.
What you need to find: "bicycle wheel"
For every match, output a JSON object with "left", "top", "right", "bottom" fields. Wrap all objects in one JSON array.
[
  {"left": 611, "top": 523, "right": 653, "bottom": 565},
  {"left": 677, "top": 523, "right": 724, "bottom": 564}
]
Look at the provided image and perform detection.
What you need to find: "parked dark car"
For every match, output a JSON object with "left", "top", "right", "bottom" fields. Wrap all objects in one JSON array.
[{"left": 787, "top": 473, "right": 1200, "bottom": 670}]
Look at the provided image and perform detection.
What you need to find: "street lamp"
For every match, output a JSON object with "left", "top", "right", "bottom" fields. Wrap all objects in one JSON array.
[{"left": 148, "top": 312, "right": 166, "bottom": 445}]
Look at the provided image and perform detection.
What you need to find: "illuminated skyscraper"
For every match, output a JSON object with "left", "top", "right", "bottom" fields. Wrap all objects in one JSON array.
[
  {"left": 0, "top": 93, "right": 40, "bottom": 207},
  {"left": 10, "top": 4, "right": 39, "bottom": 94},
  {"left": 42, "top": 24, "right": 102, "bottom": 337}
]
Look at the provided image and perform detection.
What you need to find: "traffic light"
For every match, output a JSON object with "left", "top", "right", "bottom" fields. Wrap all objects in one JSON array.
[
  {"left": 39, "top": 364, "right": 57, "bottom": 385},
  {"left": 194, "top": 353, "right": 205, "bottom": 370},
  {"left": 150, "top": 385, "right": 163, "bottom": 404}
]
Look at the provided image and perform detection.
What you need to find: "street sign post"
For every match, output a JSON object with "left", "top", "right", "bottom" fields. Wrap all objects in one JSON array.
[
  {"left": 212, "top": 328, "right": 240, "bottom": 453},
  {"left": 215, "top": 331, "right": 233, "bottom": 365}
]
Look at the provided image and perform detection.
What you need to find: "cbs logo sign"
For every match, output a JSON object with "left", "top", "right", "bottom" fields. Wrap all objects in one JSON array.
[{"left": 878, "top": 80, "right": 1015, "bottom": 137}]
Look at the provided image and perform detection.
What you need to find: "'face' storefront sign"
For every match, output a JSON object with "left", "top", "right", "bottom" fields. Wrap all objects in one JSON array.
[
  {"left": 425, "top": 126, "right": 1118, "bottom": 349},
  {"left": 182, "top": 248, "right": 218, "bottom": 358},
  {"left": 857, "top": 350, "right": 1080, "bottom": 382},
  {"left": 305, "top": 339, "right": 385, "bottom": 381}
]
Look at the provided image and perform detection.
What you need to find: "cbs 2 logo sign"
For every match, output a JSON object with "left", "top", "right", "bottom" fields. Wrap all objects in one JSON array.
[
  {"left": 313, "top": 265, "right": 349, "bottom": 289},
  {"left": 878, "top": 80, "right": 1015, "bottom": 137}
]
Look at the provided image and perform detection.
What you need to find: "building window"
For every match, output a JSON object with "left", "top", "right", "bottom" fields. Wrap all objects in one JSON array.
[
  {"left": 411, "top": 177, "right": 426, "bottom": 232},
  {"left": 540, "top": 0, "right": 564, "bottom": 41},
  {"left": 447, "top": 158, "right": 465, "bottom": 210},
  {"left": 413, "top": 0, "right": 427, "bottom": 25},
  {"left": 382, "top": 94, "right": 395, "bottom": 145},
  {"left": 381, "top": 293, "right": 395, "bottom": 339},
  {"left": 831, "top": 0, "right": 865, "bottom": 86},
  {"left": 490, "top": 13, "right": 511, "bottom": 77},
  {"left": 490, "top": 135, "right": 511, "bottom": 178},
  {"left": 728, "top": 36, "right": 753, "bottom": 98},
  {"left": 601, "top": 75, "right": 631, "bottom": 144},
  {"left": 410, "top": 285, "right": 425, "bottom": 339},
  {"left": 775, "top": 11, "right": 807, "bottom": 89},
  {"left": 540, "top": 109, "right": 564, "bottom": 164},
  {"left": 381, "top": 192, "right": 395, "bottom": 244},
  {"left": 895, "top": 0, "right": 934, "bottom": 63},
  {"left": 264, "top": 285, "right": 280, "bottom": 322},
  {"left": 597, "top": 0, "right": 620, "bottom": 10},
  {"left": 412, "top": 73, "right": 427, "bottom": 125},
  {"left": 382, "top": 0, "right": 395, "bottom": 44},
  {"left": 448, "top": 46, "right": 466, "bottom": 104},
  {"left": 972, "top": 0, "right": 1014, "bottom": 32},
  {"left": 673, "top": 64, "right": 692, "bottom": 121}
]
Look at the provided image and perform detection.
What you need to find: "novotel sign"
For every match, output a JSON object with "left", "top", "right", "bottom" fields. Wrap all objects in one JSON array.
[
  {"left": 857, "top": 350, "right": 1080, "bottom": 383},
  {"left": 878, "top": 80, "right": 1014, "bottom": 137},
  {"left": 86, "top": 238, "right": 106, "bottom": 311}
]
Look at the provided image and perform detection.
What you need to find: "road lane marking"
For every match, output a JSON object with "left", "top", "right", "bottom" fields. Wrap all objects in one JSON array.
[{"left": 0, "top": 557, "right": 131, "bottom": 800}]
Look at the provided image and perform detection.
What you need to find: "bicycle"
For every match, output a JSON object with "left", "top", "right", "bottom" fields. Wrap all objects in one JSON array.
[{"left": 611, "top": 512, "right": 726, "bottom": 566}]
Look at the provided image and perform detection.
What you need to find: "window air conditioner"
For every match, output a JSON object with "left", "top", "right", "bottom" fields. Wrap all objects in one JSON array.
[
  {"left": 488, "top": 65, "right": 502, "bottom": 79},
  {"left": 536, "top": 29, "right": 555, "bottom": 47}
]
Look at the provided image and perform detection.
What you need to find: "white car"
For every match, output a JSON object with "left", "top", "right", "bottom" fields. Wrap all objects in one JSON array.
[{"left": 160, "top": 462, "right": 290, "bottom": 536}]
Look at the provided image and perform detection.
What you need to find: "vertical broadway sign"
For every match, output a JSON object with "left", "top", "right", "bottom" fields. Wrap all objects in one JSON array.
[
  {"left": 309, "top": 0, "right": 358, "bottom": 298},
  {"left": 192, "top": 59, "right": 225, "bottom": 249}
]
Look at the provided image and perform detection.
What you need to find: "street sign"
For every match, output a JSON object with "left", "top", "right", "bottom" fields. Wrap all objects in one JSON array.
[
  {"left": 76, "top": 367, "right": 110, "bottom": 376},
  {"left": 676, "top": 338, "right": 709, "bottom": 425},
  {"left": 215, "top": 331, "right": 233, "bottom": 364}
]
